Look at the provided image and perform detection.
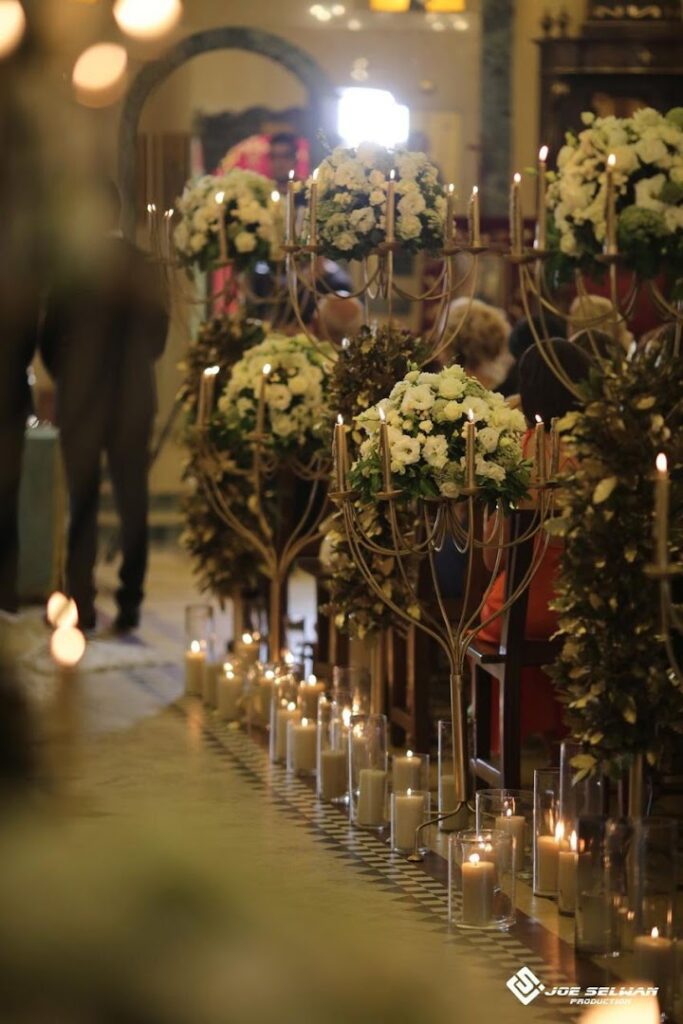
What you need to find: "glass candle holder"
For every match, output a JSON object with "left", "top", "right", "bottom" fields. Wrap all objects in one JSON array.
[
  {"left": 391, "top": 789, "right": 431, "bottom": 854},
  {"left": 216, "top": 661, "right": 243, "bottom": 722},
  {"left": 287, "top": 715, "right": 318, "bottom": 776},
  {"left": 202, "top": 643, "right": 226, "bottom": 708},
  {"left": 298, "top": 673, "right": 326, "bottom": 719},
  {"left": 437, "top": 720, "right": 462, "bottom": 832},
  {"left": 269, "top": 674, "right": 300, "bottom": 763},
  {"left": 391, "top": 749, "right": 430, "bottom": 794},
  {"left": 332, "top": 666, "right": 371, "bottom": 713},
  {"left": 475, "top": 788, "right": 533, "bottom": 880},
  {"left": 575, "top": 816, "right": 617, "bottom": 956},
  {"left": 317, "top": 697, "right": 349, "bottom": 804},
  {"left": 184, "top": 603, "right": 214, "bottom": 696},
  {"left": 234, "top": 630, "right": 260, "bottom": 666},
  {"left": 448, "top": 829, "right": 515, "bottom": 931},
  {"left": 349, "top": 713, "right": 388, "bottom": 830},
  {"left": 533, "top": 768, "right": 562, "bottom": 897},
  {"left": 246, "top": 663, "right": 276, "bottom": 729},
  {"left": 559, "top": 740, "right": 605, "bottom": 831}
]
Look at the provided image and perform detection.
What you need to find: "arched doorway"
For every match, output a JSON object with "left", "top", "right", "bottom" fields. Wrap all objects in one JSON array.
[{"left": 118, "top": 26, "right": 335, "bottom": 237}]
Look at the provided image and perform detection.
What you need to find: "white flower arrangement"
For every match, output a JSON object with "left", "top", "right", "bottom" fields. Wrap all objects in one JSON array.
[
  {"left": 310, "top": 143, "right": 446, "bottom": 261},
  {"left": 174, "top": 169, "right": 281, "bottom": 273},
  {"left": 351, "top": 364, "right": 530, "bottom": 507},
  {"left": 217, "top": 332, "right": 333, "bottom": 454},
  {"left": 546, "top": 106, "right": 683, "bottom": 280}
]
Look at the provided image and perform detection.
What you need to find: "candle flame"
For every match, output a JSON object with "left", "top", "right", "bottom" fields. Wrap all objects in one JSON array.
[
  {"left": 607, "top": 153, "right": 616, "bottom": 168},
  {"left": 284, "top": 650, "right": 295, "bottom": 665},
  {"left": 215, "top": 191, "right": 225, "bottom": 204},
  {"left": 265, "top": 669, "right": 275, "bottom": 681},
  {"left": 406, "top": 749, "right": 413, "bottom": 758},
  {"left": 203, "top": 365, "right": 219, "bottom": 377},
  {"left": 505, "top": 807, "right": 512, "bottom": 818},
  {"left": 190, "top": 640, "right": 201, "bottom": 654},
  {"left": 241, "top": 632, "right": 253, "bottom": 645},
  {"left": 146, "top": 202, "right": 156, "bottom": 213},
  {"left": 555, "top": 820, "right": 565, "bottom": 842},
  {"left": 378, "top": 406, "right": 386, "bottom": 422},
  {"left": 337, "top": 413, "right": 344, "bottom": 426},
  {"left": 651, "top": 926, "right": 659, "bottom": 939},
  {"left": 447, "top": 182, "right": 454, "bottom": 194},
  {"left": 342, "top": 708, "right": 351, "bottom": 728},
  {"left": 302, "top": 717, "right": 309, "bottom": 726},
  {"left": 472, "top": 185, "right": 478, "bottom": 196},
  {"left": 389, "top": 168, "right": 396, "bottom": 181},
  {"left": 513, "top": 172, "right": 521, "bottom": 184},
  {"left": 288, "top": 168, "right": 295, "bottom": 181},
  {"left": 570, "top": 830, "right": 577, "bottom": 852},
  {"left": 656, "top": 452, "right": 668, "bottom": 474},
  {"left": 287, "top": 701, "right": 296, "bottom": 711},
  {"left": 262, "top": 363, "right": 272, "bottom": 377},
  {"left": 307, "top": 674, "right": 318, "bottom": 686},
  {"left": 538, "top": 145, "right": 548, "bottom": 162},
  {"left": 312, "top": 167, "right": 319, "bottom": 181},
  {"left": 406, "top": 788, "right": 412, "bottom": 796},
  {"left": 341, "top": 337, "right": 350, "bottom": 350},
  {"left": 467, "top": 408, "right": 474, "bottom": 422},
  {"left": 468, "top": 853, "right": 481, "bottom": 865},
  {"left": 535, "top": 413, "right": 543, "bottom": 424},
  {"left": 164, "top": 208, "right": 174, "bottom": 219},
  {"left": 270, "top": 189, "right": 280, "bottom": 203}
]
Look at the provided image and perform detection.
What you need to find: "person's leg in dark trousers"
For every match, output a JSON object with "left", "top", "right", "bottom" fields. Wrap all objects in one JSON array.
[
  {"left": 0, "top": 421, "right": 26, "bottom": 614},
  {"left": 60, "top": 430, "right": 102, "bottom": 629},
  {"left": 106, "top": 419, "right": 151, "bottom": 628}
]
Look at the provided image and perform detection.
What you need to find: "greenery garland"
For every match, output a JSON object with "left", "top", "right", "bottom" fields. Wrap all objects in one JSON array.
[{"left": 550, "top": 330, "right": 683, "bottom": 779}]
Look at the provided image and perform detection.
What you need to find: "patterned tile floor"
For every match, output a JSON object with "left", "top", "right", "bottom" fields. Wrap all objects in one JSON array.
[{"left": 7, "top": 547, "right": 633, "bottom": 1023}]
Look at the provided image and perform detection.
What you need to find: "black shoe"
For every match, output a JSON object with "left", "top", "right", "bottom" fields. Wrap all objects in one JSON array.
[{"left": 113, "top": 608, "right": 140, "bottom": 633}]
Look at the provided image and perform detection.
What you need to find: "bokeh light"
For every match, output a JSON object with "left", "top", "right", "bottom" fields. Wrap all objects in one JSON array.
[
  {"left": 46, "top": 591, "right": 79, "bottom": 629},
  {"left": 113, "top": 0, "right": 182, "bottom": 40},
  {"left": 50, "top": 626, "right": 86, "bottom": 667},
  {"left": 72, "top": 42, "right": 128, "bottom": 108},
  {"left": 0, "top": 1, "right": 25, "bottom": 60}
]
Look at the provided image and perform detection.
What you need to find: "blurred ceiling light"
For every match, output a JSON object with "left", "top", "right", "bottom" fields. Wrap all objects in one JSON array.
[
  {"left": 337, "top": 87, "right": 409, "bottom": 149},
  {"left": 347, "top": 17, "right": 362, "bottom": 29},
  {"left": 451, "top": 15, "right": 468, "bottom": 30},
  {"left": 369, "top": 0, "right": 410, "bottom": 10},
  {"left": 72, "top": 42, "right": 128, "bottom": 107},
  {"left": 0, "top": 0, "right": 25, "bottom": 60},
  {"left": 309, "top": 4, "right": 332, "bottom": 20},
  {"left": 424, "top": 0, "right": 465, "bottom": 9},
  {"left": 113, "top": 0, "right": 182, "bottom": 40},
  {"left": 50, "top": 626, "right": 86, "bottom": 667}
]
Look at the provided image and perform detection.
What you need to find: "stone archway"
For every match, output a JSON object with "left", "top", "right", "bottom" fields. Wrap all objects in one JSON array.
[{"left": 118, "top": 26, "right": 335, "bottom": 237}]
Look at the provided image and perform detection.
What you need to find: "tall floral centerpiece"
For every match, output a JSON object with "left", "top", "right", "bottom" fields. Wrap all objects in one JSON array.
[{"left": 546, "top": 106, "right": 683, "bottom": 285}]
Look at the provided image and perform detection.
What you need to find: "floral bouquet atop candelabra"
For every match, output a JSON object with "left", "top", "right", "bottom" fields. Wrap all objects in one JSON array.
[{"left": 174, "top": 168, "right": 281, "bottom": 274}]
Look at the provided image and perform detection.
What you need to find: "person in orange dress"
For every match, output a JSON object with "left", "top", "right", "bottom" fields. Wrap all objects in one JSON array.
[{"left": 477, "top": 339, "right": 591, "bottom": 749}]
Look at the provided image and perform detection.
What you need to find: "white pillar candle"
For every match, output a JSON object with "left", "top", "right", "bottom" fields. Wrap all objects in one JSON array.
[
  {"left": 385, "top": 169, "right": 396, "bottom": 243},
  {"left": 202, "top": 659, "right": 222, "bottom": 707},
  {"left": 617, "top": 906, "right": 636, "bottom": 952},
  {"left": 536, "top": 834, "right": 560, "bottom": 893},
  {"left": 535, "top": 145, "right": 548, "bottom": 251},
  {"left": 217, "top": 673, "right": 242, "bottom": 721},
  {"left": 509, "top": 171, "right": 523, "bottom": 256},
  {"left": 633, "top": 927, "right": 674, "bottom": 995},
  {"left": 286, "top": 169, "right": 296, "bottom": 244},
  {"left": 461, "top": 853, "right": 495, "bottom": 926},
  {"left": 392, "top": 751, "right": 423, "bottom": 792},
  {"left": 558, "top": 830, "right": 578, "bottom": 914},
  {"left": 393, "top": 791, "right": 425, "bottom": 850},
  {"left": 445, "top": 182, "right": 455, "bottom": 246},
  {"left": 184, "top": 642, "right": 205, "bottom": 696},
  {"left": 299, "top": 676, "right": 325, "bottom": 719},
  {"left": 357, "top": 768, "right": 387, "bottom": 827},
  {"left": 604, "top": 152, "right": 617, "bottom": 255},
  {"left": 275, "top": 702, "right": 300, "bottom": 761},
  {"left": 251, "top": 670, "right": 275, "bottom": 728},
  {"left": 495, "top": 810, "right": 526, "bottom": 875},
  {"left": 289, "top": 718, "right": 318, "bottom": 773},
  {"left": 655, "top": 453, "right": 669, "bottom": 570},
  {"left": 320, "top": 748, "right": 348, "bottom": 801},
  {"left": 465, "top": 409, "right": 476, "bottom": 489},
  {"left": 309, "top": 168, "right": 319, "bottom": 247},
  {"left": 439, "top": 773, "right": 460, "bottom": 832},
  {"left": 468, "top": 186, "right": 480, "bottom": 247}
]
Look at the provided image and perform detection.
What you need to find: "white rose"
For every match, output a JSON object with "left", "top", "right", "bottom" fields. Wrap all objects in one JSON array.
[
  {"left": 477, "top": 426, "right": 502, "bottom": 453},
  {"left": 266, "top": 383, "right": 292, "bottom": 411},
  {"left": 475, "top": 456, "right": 506, "bottom": 483},
  {"left": 442, "top": 400, "right": 464, "bottom": 422},
  {"left": 398, "top": 190, "right": 426, "bottom": 217},
  {"left": 271, "top": 413, "right": 295, "bottom": 437},
  {"left": 190, "top": 232, "right": 206, "bottom": 253},
  {"left": 349, "top": 206, "right": 376, "bottom": 234},
  {"left": 397, "top": 213, "right": 422, "bottom": 240},
  {"left": 234, "top": 231, "right": 257, "bottom": 253},
  {"left": 369, "top": 189, "right": 385, "bottom": 206},
  {"left": 390, "top": 433, "right": 421, "bottom": 470},
  {"left": 422, "top": 435, "right": 448, "bottom": 470},
  {"left": 334, "top": 231, "right": 358, "bottom": 252},
  {"left": 400, "top": 384, "right": 434, "bottom": 414},
  {"left": 369, "top": 168, "right": 386, "bottom": 187},
  {"left": 636, "top": 135, "right": 668, "bottom": 166},
  {"left": 438, "top": 376, "right": 466, "bottom": 400},
  {"left": 288, "top": 375, "right": 309, "bottom": 396}
]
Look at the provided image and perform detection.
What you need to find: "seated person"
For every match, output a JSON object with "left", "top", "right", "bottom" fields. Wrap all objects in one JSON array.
[
  {"left": 477, "top": 339, "right": 591, "bottom": 749},
  {"left": 314, "top": 294, "right": 364, "bottom": 345},
  {"left": 444, "top": 298, "right": 512, "bottom": 390},
  {"left": 498, "top": 313, "right": 566, "bottom": 398},
  {"left": 569, "top": 294, "right": 633, "bottom": 354}
]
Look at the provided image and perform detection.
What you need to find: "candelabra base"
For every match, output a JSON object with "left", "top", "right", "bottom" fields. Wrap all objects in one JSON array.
[{"left": 376, "top": 489, "right": 403, "bottom": 501}]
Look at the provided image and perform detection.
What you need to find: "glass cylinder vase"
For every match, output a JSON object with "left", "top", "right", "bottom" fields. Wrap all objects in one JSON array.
[
  {"left": 448, "top": 829, "right": 515, "bottom": 931},
  {"left": 287, "top": 715, "right": 318, "bottom": 777},
  {"left": 559, "top": 741, "right": 605, "bottom": 831},
  {"left": 184, "top": 603, "right": 214, "bottom": 697},
  {"left": 391, "top": 750, "right": 429, "bottom": 794},
  {"left": 437, "top": 720, "right": 463, "bottom": 832},
  {"left": 216, "top": 661, "right": 243, "bottom": 722},
  {"left": 349, "top": 713, "right": 388, "bottom": 830},
  {"left": 391, "top": 789, "right": 430, "bottom": 854},
  {"left": 332, "top": 666, "right": 371, "bottom": 713},
  {"left": 533, "top": 768, "right": 561, "bottom": 898},
  {"left": 269, "top": 673, "right": 300, "bottom": 764},
  {"left": 317, "top": 696, "right": 350, "bottom": 804},
  {"left": 475, "top": 788, "right": 533, "bottom": 880}
]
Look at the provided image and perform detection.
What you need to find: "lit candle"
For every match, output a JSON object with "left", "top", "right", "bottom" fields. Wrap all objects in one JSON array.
[
  {"left": 256, "top": 362, "right": 272, "bottom": 437},
  {"left": 319, "top": 747, "right": 348, "bottom": 802},
  {"left": 535, "top": 145, "right": 548, "bottom": 251},
  {"left": 215, "top": 191, "right": 227, "bottom": 263},
  {"left": 633, "top": 926, "right": 674, "bottom": 997},
  {"left": 146, "top": 202, "right": 157, "bottom": 252},
  {"left": 468, "top": 185, "right": 481, "bottom": 247},
  {"left": 198, "top": 365, "right": 219, "bottom": 428},
  {"left": 286, "top": 169, "right": 296, "bottom": 244},
  {"left": 461, "top": 852, "right": 495, "bottom": 926},
  {"left": 334, "top": 414, "right": 348, "bottom": 492},
  {"left": 604, "top": 153, "right": 617, "bottom": 255},
  {"left": 392, "top": 749, "right": 423, "bottom": 791},
  {"left": 236, "top": 631, "right": 259, "bottom": 663},
  {"left": 357, "top": 767, "right": 387, "bottom": 827},
  {"left": 309, "top": 167, "right": 319, "bottom": 247},
  {"left": 509, "top": 172, "right": 523, "bottom": 257},
  {"left": 385, "top": 169, "right": 396, "bottom": 244},
  {"left": 164, "top": 208, "right": 174, "bottom": 260},
  {"left": 439, "top": 773, "right": 459, "bottom": 832},
  {"left": 275, "top": 700, "right": 300, "bottom": 762},
  {"left": 289, "top": 717, "right": 318, "bottom": 773},
  {"left": 495, "top": 805, "right": 526, "bottom": 875},
  {"left": 184, "top": 640, "right": 205, "bottom": 697},
  {"left": 550, "top": 417, "right": 560, "bottom": 478},
  {"left": 202, "top": 657, "right": 222, "bottom": 707},
  {"left": 465, "top": 408, "right": 476, "bottom": 489},
  {"left": 392, "top": 789, "right": 426, "bottom": 851},
  {"left": 270, "top": 189, "right": 281, "bottom": 247},
  {"left": 378, "top": 406, "right": 392, "bottom": 491},
  {"left": 445, "top": 182, "right": 455, "bottom": 246},
  {"left": 654, "top": 452, "right": 669, "bottom": 570},
  {"left": 534, "top": 414, "right": 546, "bottom": 486},
  {"left": 535, "top": 820, "right": 563, "bottom": 894},
  {"left": 217, "top": 668, "right": 242, "bottom": 721},
  {"left": 558, "top": 829, "right": 578, "bottom": 915},
  {"left": 299, "top": 674, "right": 325, "bottom": 718}
]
